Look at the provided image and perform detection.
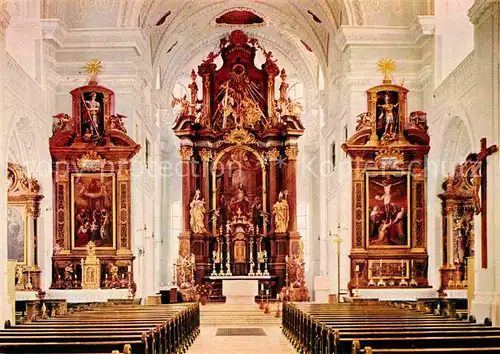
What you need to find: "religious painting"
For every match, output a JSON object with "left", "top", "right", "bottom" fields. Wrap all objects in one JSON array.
[
  {"left": 80, "top": 91, "right": 105, "bottom": 140},
  {"left": 7, "top": 205, "right": 26, "bottom": 263},
  {"left": 213, "top": 147, "right": 265, "bottom": 230},
  {"left": 71, "top": 173, "right": 116, "bottom": 249},
  {"left": 375, "top": 91, "right": 400, "bottom": 141},
  {"left": 366, "top": 171, "right": 410, "bottom": 248}
]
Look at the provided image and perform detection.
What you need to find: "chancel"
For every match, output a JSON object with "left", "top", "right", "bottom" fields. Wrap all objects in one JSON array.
[{"left": 1, "top": 0, "right": 500, "bottom": 353}]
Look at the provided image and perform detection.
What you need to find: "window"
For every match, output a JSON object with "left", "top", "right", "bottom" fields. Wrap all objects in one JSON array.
[{"left": 331, "top": 141, "right": 336, "bottom": 172}]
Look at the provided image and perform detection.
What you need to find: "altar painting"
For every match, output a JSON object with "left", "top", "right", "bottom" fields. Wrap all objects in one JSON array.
[
  {"left": 71, "top": 173, "right": 115, "bottom": 249},
  {"left": 366, "top": 171, "right": 410, "bottom": 247},
  {"left": 7, "top": 205, "right": 26, "bottom": 263},
  {"left": 213, "top": 147, "right": 265, "bottom": 230}
]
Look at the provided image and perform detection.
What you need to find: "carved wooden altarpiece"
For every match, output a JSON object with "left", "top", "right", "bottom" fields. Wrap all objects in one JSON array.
[
  {"left": 7, "top": 162, "right": 44, "bottom": 290},
  {"left": 342, "top": 62, "right": 430, "bottom": 292},
  {"left": 172, "top": 30, "right": 306, "bottom": 300},
  {"left": 49, "top": 65, "right": 140, "bottom": 290}
]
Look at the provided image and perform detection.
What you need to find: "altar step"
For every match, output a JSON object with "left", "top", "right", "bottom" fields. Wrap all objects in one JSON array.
[{"left": 200, "top": 303, "right": 282, "bottom": 326}]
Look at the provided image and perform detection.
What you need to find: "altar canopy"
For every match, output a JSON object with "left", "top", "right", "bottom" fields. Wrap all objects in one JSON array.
[
  {"left": 172, "top": 30, "right": 307, "bottom": 301},
  {"left": 342, "top": 59, "right": 431, "bottom": 292}
]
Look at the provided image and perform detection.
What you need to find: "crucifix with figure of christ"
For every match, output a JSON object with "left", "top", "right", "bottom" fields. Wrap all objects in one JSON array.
[{"left": 475, "top": 138, "right": 498, "bottom": 269}]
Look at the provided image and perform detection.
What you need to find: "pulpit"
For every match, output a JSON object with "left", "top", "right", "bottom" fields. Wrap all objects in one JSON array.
[{"left": 172, "top": 30, "right": 308, "bottom": 299}]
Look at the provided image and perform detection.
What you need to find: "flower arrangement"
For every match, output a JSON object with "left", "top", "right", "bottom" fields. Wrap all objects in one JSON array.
[{"left": 194, "top": 282, "right": 214, "bottom": 305}]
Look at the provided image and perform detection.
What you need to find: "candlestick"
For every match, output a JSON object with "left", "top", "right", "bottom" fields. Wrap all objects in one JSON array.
[
  {"left": 399, "top": 260, "right": 408, "bottom": 287},
  {"left": 263, "top": 255, "right": 270, "bottom": 276},
  {"left": 377, "top": 259, "right": 386, "bottom": 287},
  {"left": 211, "top": 250, "right": 218, "bottom": 277},
  {"left": 225, "top": 235, "right": 232, "bottom": 276}
]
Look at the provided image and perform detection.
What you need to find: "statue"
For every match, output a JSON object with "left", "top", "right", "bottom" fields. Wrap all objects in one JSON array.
[
  {"left": 171, "top": 94, "right": 190, "bottom": 117},
  {"left": 356, "top": 112, "right": 372, "bottom": 131},
  {"left": 273, "top": 191, "right": 289, "bottom": 233},
  {"left": 230, "top": 183, "right": 250, "bottom": 218},
  {"left": 108, "top": 114, "right": 127, "bottom": 133},
  {"left": 52, "top": 113, "right": 72, "bottom": 134},
  {"left": 378, "top": 94, "right": 399, "bottom": 140},
  {"left": 108, "top": 262, "right": 119, "bottom": 284},
  {"left": 190, "top": 189, "right": 207, "bottom": 234},
  {"left": 409, "top": 111, "right": 427, "bottom": 130},
  {"left": 83, "top": 92, "right": 101, "bottom": 137},
  {"left": 15, "top": 265, "right": 25, "bottom": 289},
  {"left": 285, "top": 98, "right": 304, "bottom": 117}
]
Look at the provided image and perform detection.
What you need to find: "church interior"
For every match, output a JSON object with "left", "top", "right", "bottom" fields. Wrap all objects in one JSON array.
[{"left": 1, "top": 0, "right": 500, "bottom": 353}]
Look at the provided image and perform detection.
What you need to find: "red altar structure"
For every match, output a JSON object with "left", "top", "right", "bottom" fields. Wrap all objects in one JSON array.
[
  {"left": 49, "top": 63, "right": 140, "bottom": 290},
  {"left": 342, "top": 60, "right": 430, "bottom": 292},
  {"left": 172, "top": 30, "right": 307, "bottom": 300}
]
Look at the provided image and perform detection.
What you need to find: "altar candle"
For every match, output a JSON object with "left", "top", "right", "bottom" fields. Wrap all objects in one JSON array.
[
  {"left": 266, "top": 289, "right": 269, "bottom": 295},
  {"left": 261, "top": 283, "right": 264, "bottom": 291},
  {"left": 355, "top": 264, "right": 359, "bottom": 272},
  {"left": 128, "top": 265, "right": 131, "bottom": 273}
]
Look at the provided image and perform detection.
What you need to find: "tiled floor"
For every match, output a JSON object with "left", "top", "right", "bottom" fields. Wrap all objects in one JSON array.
[
  {"left": 188, "top": 326, "right": 295, "bottom": 353},
  {"left": 187, "top": 303, "right": 295, "bottom": 353}
]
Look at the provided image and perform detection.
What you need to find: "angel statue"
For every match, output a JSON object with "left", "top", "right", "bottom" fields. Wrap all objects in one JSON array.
[
  {"left": 356, "top": 112, "right": 372, "bottom": 131},
  {"left": 108, "top": 262, "right": 119, "bottom": 283},
  {"left": 52, "top": 113, "right": 72, "bottom": 134},
  {"left": 108, "top": 114, "right": 127, "bottom": 133},
  {"left": 285, "top": 98, "right": 304, "bottom": 117},
  {"left": 273, "top": 191, "right": 290, "bottom": 233},
  {"left": 171, "top": 94, "right": 190, "bottom": 118},
  {"left": 190, "top": 189, "right": 207, "bottom": 234}
]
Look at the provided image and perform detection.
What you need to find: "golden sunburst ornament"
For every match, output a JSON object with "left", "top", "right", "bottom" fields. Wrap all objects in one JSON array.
[
  {"left": 85, "top": 58, "right": 102, "bottom": 84},
  {"left": 377, "top": 58, "right": 396, "bottom": 84}
]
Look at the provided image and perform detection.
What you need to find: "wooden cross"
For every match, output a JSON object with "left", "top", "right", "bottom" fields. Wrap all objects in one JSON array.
[{"left": 476, "top": 138, "right": 498, "bottom": 268}]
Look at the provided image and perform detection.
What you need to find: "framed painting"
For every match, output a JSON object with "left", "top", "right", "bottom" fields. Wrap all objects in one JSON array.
[
  {"left": 7, "top": 205, "right": 27, "bottom": 263},
  {"left": 366, "top": 171, "right": 410, "bottom": 248},
  {"left": 71, "top": 173, "right": 116, "bottom": 249}
]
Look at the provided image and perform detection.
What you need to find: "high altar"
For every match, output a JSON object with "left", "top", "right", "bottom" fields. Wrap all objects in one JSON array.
[
  {"left": 49, "top": 61, "right": 140, "bottom": 291},
  {"left": 172, "top": 30, "right": 308, "bottom": 301},
  {"left": 342, "top": 59, "right": 430, "bottom": 293}
]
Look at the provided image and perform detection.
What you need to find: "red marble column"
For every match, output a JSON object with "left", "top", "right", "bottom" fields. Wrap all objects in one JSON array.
[
  {"left": 285, "top": 145, "right": 299, "bottom": 233},
  {"left": 179, "top": 146, "right": 193, "bottom": 257},
  {"left": 199, "top": 149, "right": 212, "bottom": 233},
  {"left": 267, "top": 148, "right": 280, "bottom": 233}
]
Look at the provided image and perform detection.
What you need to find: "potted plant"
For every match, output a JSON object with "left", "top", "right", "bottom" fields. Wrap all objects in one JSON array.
[{"left": 195, "top": 282, "right": 214, "bottom": 305}]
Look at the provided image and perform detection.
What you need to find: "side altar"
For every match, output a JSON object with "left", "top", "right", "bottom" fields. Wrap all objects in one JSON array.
[
  {"left": 342, "top": 59, "right": 431, "bottom": 294},
  {"left": 49, "top": 60, "right": 140, "bottom": 292},
  {"left": 172, "top": 30, "right": 308, "bottom": 301}
]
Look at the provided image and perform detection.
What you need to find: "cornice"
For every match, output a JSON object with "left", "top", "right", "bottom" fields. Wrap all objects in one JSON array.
[
  {"left": 41, "top": 19, "right": 68, "bottom": 47},
  {"left": 334, "top": 16, "right": 435, "bottom": 52},
  {"left": 469, "top": 0, "right": 498, "bottom": 25},
  {"left": 0, "top": 6, "right": 11, "bottom": 29}
]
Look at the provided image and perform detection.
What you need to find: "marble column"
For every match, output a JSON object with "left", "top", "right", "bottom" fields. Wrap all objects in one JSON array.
[
  {"left": 179, "top": 145, "right": 193, "bottom": 257},
  {"left": 285, "top": 145, "right": 299, "bottom": 246},
  {"left": 199, "top": 149, "right": 212, "bottom": 232},
  {"left": 267, "top": 148, "right": 280, "bottom": 233},
  {"left": 468, "top": 0, "right": 500, "bottom": 325},
  {"left": 0, "top": 2, "right": 10, "bottom": 329}
]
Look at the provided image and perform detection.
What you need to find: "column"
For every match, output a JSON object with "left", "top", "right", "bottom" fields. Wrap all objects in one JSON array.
[
  {"left": 199, "top": 149, "right": 212, "bottom": 232},
  {"left": 285, "top": 145, "right": 299, "bottom": 235},
  {"left": 468, "top": 0, "right": 500, "bottom": 325},
  {"left": 267, "top": 148, "right": 280, "bottom": 233},
  {"left": 179, "top": 146, "right": 193, "bottom": 234},
  {"left": 0, "top": 2, "right": 10, "bottom": 329}
]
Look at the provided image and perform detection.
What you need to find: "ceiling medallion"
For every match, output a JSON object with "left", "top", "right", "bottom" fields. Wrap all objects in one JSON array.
[{"left": 223, "top": 127, "right": 256, "bottom": 145}]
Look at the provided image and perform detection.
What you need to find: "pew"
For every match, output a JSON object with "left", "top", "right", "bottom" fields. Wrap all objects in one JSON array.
[
  {"left": 0, "top": 303, "right": 200, "bottom": 354},
  {"left": 282, "top": 302, "right": 500, "bottom": 354}
]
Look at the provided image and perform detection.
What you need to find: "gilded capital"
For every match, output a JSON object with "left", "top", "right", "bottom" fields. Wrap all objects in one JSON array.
[
  {"left": 179, "top": 146, "right": 193, "bottom": 161},
  {"left": 199, "top": 149, "right": 212, "bottom": 162},
  {"left": 285, "top": 146, "right": 299, "bottom": 161},
  {"left": 267, "top": 148, "right": 280, "bottom": 162}
]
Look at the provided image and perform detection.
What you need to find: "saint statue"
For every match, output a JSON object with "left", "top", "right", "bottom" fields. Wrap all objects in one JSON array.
[
  {"left": 84, "top": 92, "right": 101, "bottom": 137},
  {"left": 378, "top": 94, "right": 399, "bottom": 139},
  {"left": 230, "top": 183, "right": 249, "bottom": 218},
  {"left": 273, "top": 191, "right": 289, "bottom": 233},
  {"left": 190, "top": 189, "right": 207, "bottom": 234}
]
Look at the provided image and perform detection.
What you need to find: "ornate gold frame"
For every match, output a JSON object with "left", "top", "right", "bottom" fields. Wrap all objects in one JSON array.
[
  {"left": 211, "top": 145, "right": 267, "bottom": 235},
  {"left": 368, "top": 259, "right": 410, "bottom": 279},
  {"left": 70, "top": 172, "right": 117, "bottom": 250},
  {"left": 365, "top": 170, "right": 411, "bottom": 248}
]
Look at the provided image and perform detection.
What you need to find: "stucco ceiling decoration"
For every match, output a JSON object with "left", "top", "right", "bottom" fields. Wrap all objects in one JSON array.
[{"left": 213, "top": 8, "right": 265, "bottom": 26}]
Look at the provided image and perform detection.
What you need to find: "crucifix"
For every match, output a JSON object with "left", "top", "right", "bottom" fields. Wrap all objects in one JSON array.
[{"left": 476, "top": 138, "right": 498, "bottom": 269}]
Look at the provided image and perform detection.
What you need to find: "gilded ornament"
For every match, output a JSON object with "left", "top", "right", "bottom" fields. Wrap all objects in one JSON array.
[
  {"left": 377, "top": 58, "right": 396, "bottom": 83},
  {"left": 223, "top": 127, "right": 256, "bottom": 145},
  {"left": 179, "top": 146, "right": 193, "bottom": 161},
  {"left": 199, "top": 149, "right": 212, "bottom": 162},
  {"left": 273, "top": 191, "right": 289, "bottom": 233},
  {"left": 267, "top": 148, "right": 280, "bottom": 162},
  {"left": 285, "top": 146, "right": 299, "bottom": 161},
  {"left": 374, "top": 148, "right": 404, "bottom": 169},
  {"left": 77, "top": 150, "right": 105, "bottom": 171},
  {"left": 84, "top": 59, "right": 102, "bottom": 84}
]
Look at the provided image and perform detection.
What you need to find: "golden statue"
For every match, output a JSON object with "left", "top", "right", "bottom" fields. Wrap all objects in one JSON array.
[
  {"left": 190, "top": 189, "right": 207, "bottom": 234},
  {"left": 273, "top": 191, "right": 289, "bottom": 233}
]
